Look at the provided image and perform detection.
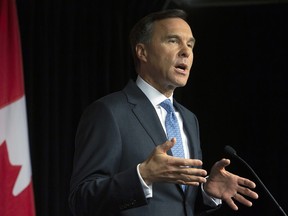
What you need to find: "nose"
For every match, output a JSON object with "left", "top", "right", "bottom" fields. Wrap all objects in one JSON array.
[{"left": 178, "top": 44, "right": 191, "bottom": 58}]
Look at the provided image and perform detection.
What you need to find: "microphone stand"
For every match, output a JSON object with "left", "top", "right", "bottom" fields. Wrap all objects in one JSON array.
[{"left": 224, "top": 145, "right": 287, "bottom": 216}]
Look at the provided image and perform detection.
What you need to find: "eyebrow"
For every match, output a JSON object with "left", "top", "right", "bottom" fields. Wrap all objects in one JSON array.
[{"left": 189, "top": 37, "right": 196, "bottom": 44}]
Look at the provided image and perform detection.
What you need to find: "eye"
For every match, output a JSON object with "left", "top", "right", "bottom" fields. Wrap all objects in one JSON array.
[
  {"left": 168, "top": 38, "right": 178, "bottom": 44},
  {"left": 187, "top": 43, "right": 193, "bottom": 48}
]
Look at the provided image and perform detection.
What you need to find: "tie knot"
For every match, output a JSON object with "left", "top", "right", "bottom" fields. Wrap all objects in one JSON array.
[{"left": 160, "top": 99, "right": 174, "bottom": 113}]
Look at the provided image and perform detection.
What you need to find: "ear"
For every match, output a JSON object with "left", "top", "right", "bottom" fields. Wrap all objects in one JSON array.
[{"left": 135, "top": 43, "right": 147, "bottom": 62}]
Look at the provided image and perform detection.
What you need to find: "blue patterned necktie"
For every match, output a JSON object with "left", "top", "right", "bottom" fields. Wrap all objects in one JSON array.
[
  {"left": 160, "top": 99, "right": 186, "bottom": 191},
  {"left": 160, "top": 99, "right": 185, "bottom": 159}
]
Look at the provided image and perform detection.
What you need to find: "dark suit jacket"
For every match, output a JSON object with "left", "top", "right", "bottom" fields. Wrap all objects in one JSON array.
[{"left": 69, "top": 80, "right": 207, "bottom": 216}]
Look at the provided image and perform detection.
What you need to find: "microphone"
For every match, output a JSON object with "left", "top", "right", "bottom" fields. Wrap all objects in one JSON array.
[{"left": 224, "top": 145, "right": 287, "bottom": 216}]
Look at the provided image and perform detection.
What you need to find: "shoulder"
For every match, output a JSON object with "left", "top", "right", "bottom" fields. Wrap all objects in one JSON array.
[
  {"left": 174, "top": 100, "right": 197, "bottom": 118},
  {"left": 83, "top": 91, "right": 125, "bottom": 118},
  {"left": 81, "top": 80, "right": 141, "bottom": 117}
]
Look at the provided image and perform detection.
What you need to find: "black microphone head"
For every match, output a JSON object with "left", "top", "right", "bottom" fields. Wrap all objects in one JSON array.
[{"left": 224, "top": 145, "right": 237, "bottom": 156}]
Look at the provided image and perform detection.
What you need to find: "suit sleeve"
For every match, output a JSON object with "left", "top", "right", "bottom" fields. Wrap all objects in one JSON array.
[{"left": 68, "top": 101, "right": 148, "bottom": 216}]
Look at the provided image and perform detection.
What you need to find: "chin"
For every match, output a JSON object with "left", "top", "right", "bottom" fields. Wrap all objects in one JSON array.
[{"left": 176, "top": 79, "right": 188, "bottom": 87}]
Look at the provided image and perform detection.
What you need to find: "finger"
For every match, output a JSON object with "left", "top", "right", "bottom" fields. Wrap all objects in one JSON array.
[
  {"left": 176, "top": 175, "right": 207, "bottom": 186},
  {"left": 164, "top": 166, "right": 207, "bottom": 184},
  {"left": 182, "top": 175, "right": 207, "bottom": 184},
  {"left": 157, "top": 139, "right": 175, "bottom": 153},
  {"left": 172, "top": 157, "right": 203, "bottom": 167},
  {"left": 178, "top": 180, "right": 201, "bottom": 187},
  {"left": 214, "top": 158, "right": 231, "bottom": 170},
  {"left": 176, "top": 169, "right": 208, "bottom": 185},
  {"left": 233, "top": 193, "right": 253, "bottom": 207},
  {"left": 165, "top": 165, "right": 207, "bottom": 179},
  {"left": 179, "top": 166, "right": 207, "bottom": 177},
  {"left": 238, "top": 177, "right": 257, "bottom": 189},
  {"left": 224, "top": 196, "right": 238, "bottom": 211},
  {"left": 237, "top": 186, "right": 259, "bottom": 199}
]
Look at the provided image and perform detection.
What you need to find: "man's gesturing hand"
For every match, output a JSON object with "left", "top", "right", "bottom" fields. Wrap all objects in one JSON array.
[
  {"left": 203, "top": 158, "right": 259, "bottom": 211},
  {"left": 139, "top": 138, "right": 207, "bottom": 186}
]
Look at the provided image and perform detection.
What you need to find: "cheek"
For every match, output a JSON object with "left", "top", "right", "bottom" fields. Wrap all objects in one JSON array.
[
  {"left": 149, "top": 48, "right": 175, "bottom": 71},
  {"left": 187, "top": 55, "right": 194, "bottom": 70},
  {"left": 155, "top": 55, "right": 172, "bottom": 71},
  {"left": 163, "top": 52, "right": 177, "bottom": 65}
]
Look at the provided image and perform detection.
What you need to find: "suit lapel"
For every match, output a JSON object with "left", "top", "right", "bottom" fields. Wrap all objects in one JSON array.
[{"left": 123, "top": 80, "right": 168, "bottom": 147}]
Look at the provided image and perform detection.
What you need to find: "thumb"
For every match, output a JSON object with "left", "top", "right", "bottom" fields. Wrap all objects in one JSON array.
[
  {"left": 213, "top": 158, "right": 231, "bottom": 171},
  {"left": 157, "top": 138, "right": 176, "bottom": 154}
]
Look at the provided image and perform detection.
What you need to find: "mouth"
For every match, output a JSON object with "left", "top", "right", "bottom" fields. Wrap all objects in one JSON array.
[{"left": 175, "top": 63, "right": 188, "bottom": 74}]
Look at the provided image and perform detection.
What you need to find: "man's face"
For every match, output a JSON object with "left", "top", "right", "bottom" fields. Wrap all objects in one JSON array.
[{"left": 139, "top": 17, "right": 195, "bottom": 96}]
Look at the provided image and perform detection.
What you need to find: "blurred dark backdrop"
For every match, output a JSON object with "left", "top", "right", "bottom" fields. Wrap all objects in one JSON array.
[{"left": 16, "top": 0, "right": 288, "bottom": 215}]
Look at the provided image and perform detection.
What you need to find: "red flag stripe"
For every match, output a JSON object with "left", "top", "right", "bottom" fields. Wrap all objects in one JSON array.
[
  {"left": 0, "top": 0, "right": 36, "bottom": 215},
  {"left": 0, "top": 0, "right": 24, "bottom": 109}
]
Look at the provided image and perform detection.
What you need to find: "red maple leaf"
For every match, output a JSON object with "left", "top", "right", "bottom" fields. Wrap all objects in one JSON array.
[{"left": 0, "top": 141, "right": 35, "bottom": 216}]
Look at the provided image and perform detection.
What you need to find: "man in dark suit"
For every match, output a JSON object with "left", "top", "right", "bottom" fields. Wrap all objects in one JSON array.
[{"left": 68, "top": 9, "right": 258, "bottom": 216}]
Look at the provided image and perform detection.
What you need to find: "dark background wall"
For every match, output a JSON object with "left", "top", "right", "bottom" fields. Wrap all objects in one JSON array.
[{"left": 16, "top": 0, "right": 288, "bottom": 215}]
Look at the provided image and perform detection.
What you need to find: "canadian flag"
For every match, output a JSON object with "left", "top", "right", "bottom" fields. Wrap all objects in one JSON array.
[{"left": 0, "top": 0, "right": 36, "bottom": 215}]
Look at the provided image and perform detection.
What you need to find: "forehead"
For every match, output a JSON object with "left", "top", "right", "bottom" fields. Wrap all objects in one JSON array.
[{"left": 152, "top": 17, "right": 193, "bottom": 37}]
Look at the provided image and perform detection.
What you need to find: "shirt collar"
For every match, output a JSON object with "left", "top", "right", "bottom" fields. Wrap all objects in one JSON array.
[{"left": 136, "top": 75, "right": 173, "bottom": 107}]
